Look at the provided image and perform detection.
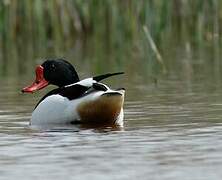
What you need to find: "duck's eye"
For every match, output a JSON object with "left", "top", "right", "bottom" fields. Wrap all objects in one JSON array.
[{"left": 51, "top": 64, "right": 56, "bottom": 71}]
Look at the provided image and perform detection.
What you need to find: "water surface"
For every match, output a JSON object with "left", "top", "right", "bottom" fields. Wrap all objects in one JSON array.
[{"left": 1, "top": 59, "right": 222, "bottom": 180}]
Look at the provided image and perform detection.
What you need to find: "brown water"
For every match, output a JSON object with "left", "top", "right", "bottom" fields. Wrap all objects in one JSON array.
[{"left": 1, "top": 44, "right": 222, "bottom": 180}]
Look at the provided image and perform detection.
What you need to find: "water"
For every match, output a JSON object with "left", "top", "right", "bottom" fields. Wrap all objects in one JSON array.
[{"left": 1, "top": 46, "right": 222, "bottom": 180}]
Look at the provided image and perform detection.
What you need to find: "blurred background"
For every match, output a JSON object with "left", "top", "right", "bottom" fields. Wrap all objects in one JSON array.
[
  {"left": 1, "top": 1, "right": 222, "bottom": 179},
  {"left": 0, "top": 0, "right": 221, "bottom": 82}
]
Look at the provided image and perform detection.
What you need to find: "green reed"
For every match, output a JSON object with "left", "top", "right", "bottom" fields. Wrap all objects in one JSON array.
[{"left": 0, "top": 0, "right": 221, "bottom": 77}]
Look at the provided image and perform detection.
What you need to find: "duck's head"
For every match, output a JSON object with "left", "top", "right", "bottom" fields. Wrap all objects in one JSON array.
[{"left": 22, "top": 59, "right": 79, "bottom": 93}]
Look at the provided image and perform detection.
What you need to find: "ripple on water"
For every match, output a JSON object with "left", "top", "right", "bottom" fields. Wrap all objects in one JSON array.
[{"left": 1, "top": 81, "right": 222, "bottom": 179}]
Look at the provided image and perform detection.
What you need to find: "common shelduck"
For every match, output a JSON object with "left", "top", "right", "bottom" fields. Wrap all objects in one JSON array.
[{"left": 22, "top": 59, "right": 125, "bottom": 126}]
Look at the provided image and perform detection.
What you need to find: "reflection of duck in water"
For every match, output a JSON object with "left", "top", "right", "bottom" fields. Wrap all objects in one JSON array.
[{"left": 22, "top": 59, "right": 125, "bottom": 126}]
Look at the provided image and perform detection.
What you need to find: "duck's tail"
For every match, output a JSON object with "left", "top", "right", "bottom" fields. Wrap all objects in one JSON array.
[{"left": 93, "top": 72, "right": 124, "bottom": 82}]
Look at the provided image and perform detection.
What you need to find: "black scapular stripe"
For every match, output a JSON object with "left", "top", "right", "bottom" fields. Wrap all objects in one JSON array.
[
  {"left": 93, "top": 72, "right": 124, "bottom": 82},
  {"left": 34, "top": 84, "right": 89, "bottom": 109},
  {"left": 92, "top": 83, "right": 108, "bottom": 91}
]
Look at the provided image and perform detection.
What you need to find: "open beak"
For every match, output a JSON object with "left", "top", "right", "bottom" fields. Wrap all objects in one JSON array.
[{"left": 22, "top": 65, "right": 49, "bottom": 93}]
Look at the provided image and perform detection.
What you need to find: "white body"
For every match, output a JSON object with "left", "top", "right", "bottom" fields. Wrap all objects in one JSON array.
[{"left": 31, "top": 89, "right": 125, "bottom": 126}]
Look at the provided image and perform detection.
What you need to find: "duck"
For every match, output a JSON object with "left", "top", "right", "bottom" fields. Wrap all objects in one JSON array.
[{"left": 22, "top": 59, "right": 125, "bottom": 126}]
